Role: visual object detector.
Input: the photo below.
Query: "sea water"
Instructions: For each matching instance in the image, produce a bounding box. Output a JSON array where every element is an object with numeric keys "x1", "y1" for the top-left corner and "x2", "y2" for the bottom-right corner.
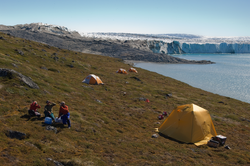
[{"x1": 134, "y1": 53, "x2": 250, "y2": 104}]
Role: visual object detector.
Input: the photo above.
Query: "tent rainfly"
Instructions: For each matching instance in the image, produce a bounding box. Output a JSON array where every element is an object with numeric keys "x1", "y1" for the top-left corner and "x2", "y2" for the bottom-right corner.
[
  {"x1": 82, "y1": 74, "x2": 104, "y2": 85},
  {"x1": 158, "y1": 104, "x2": 217, "y2": 146},
  {"x1": 129, "y1": 68, "x2": 138, "y2": 73},
  {"x1": 116, "y1": 68, "x2": 128, "y2": 74}
]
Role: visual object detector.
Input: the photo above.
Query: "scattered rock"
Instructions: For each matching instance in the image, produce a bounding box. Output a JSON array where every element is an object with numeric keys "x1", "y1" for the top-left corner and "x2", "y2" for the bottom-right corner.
[
  {"x1": 152, "y1": 134, "x2": 158, "y2": 138},
  {"x1": 45, "y1": 125, "x2": 58, "y2": 134},
  {"x1": 94, "y1": 123, "x2": 102, "y2": 127},
  {"x1": 0, "y1": 68, "x2": 39, "y2": 89},
  {"x1": 240, "y1": 117, "x2": 250, "y2": 122},
  {"x1": 68, "y1": 64, "x2": 74, "y2": 68},
  {"x1": 92, "y1": 128, "x2": 96, "y2": 133},
  {"x1": 165, "y1": 93, "x2": 172, "y2": 98},
  {"x1": 41, "y1": 49, "x2": 46, "y2": 52},
  {"x1": 43, "y1": 89, "x2": 50, "y2": 94},
  {"x1": 130, "y1": 76, "x2": 141, "y2": 81},
  {"x1": 82, "y1": 85, "x2": 94, "y2": 90},
  {"x1": 40, "y1": 66, "x2": 48, "y2": 70},
  {"x1": 15, "y1": 49, "x2": 24, "y2": 56},
  {"x1": 12, "y1": 63, "x2": 18, "y2": 67},
  {"x1": 5, "y1": 130, "x2": 27, "y2": 140},
  {"x1": 0, "y1": 36, "x2": 6, "y2": 40},
  {"x1": 138, "y1": 97, "x2": 146, "y2": 101},
  {"x1": 53, "y1": 56, "x2": 59, "y2": 61},
  {"x1": 95, "y1": 99, "x2": 102, "y2": 103},
  {"x1": 46, "y1": 158, "x2": 64, "y2": 166},
  {"x1": 155, "y1": 122, "x2": 161, "y2": 124}
]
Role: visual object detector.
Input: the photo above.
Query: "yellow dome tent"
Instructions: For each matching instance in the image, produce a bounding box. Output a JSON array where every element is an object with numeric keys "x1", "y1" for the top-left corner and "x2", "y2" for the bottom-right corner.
[
  {"x1": 116, "y1": 68, "x2": 128, "y2": 74},
  {"x1": 158, "y1": 104, "x2": 217, "y2": 146},
  {"x1": 82, "y1": 74, "x2": 104, "y2": 85}
]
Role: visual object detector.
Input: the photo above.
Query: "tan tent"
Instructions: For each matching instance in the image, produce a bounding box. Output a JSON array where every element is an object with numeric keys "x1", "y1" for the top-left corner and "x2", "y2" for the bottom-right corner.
[
  {"x1": 158, "y1": 104, "x2": 217, "y2": 146},
  {"x1": 82, "y1": 74, "x2": 104, "y2": 85},
  {"x1": 129, "y1": 68, "x2": 138, "y2": 73},
  {"x1": 116, "y1": 68, "x2": 128, "y2": 74}
]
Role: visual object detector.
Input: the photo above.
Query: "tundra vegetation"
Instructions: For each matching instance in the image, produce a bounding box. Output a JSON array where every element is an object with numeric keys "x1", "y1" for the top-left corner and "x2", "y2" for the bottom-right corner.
[{"x1": 0, "y1": 32, "x2": 250, "y2": 165}]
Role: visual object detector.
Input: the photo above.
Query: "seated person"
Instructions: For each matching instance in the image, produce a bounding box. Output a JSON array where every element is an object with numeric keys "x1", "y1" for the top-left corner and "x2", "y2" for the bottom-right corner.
[
  {"x1": 28, "y1": 101, "x2": 41, "y2": 118},
  {"x1": 44, "y1": 100, "x2": 56, "y2": 120}
]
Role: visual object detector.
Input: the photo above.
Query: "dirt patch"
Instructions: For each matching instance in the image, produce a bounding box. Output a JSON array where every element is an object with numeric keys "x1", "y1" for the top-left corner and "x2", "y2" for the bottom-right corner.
[{"x1": 0, "y1": 84, "x2": 3, "y2": 89}]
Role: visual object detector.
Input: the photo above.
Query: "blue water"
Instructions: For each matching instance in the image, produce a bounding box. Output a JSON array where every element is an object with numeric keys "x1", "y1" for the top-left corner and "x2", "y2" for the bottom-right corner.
[{"x1": 134, "y1": 53, "x2": 250, "y2": 103}]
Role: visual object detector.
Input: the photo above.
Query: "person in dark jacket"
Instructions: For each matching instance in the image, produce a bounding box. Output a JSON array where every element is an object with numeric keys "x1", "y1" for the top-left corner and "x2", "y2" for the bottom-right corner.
[
  {"x1": 58, "y1": 101, "x2": 71, "y2": 128},
  {"x1": 44, "y1": 100, "x2": 56, "y2": 120},
  {"x1": 28, "y1": 101, "x2": 41, "y2": 117}
]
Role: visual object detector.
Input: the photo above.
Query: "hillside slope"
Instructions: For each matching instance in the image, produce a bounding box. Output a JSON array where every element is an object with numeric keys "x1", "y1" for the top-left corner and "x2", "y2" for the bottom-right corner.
[{"x1": 0, "y1": 32, "x2": 250, "y2": 165}]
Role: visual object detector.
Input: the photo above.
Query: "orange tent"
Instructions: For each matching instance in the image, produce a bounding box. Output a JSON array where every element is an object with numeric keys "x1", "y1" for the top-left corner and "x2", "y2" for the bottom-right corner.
[
  {"x1": 129, "y1": 68, "x2": 138, "y2": 73},
  {"x1": 116, "y1": 68, "x2": 128, "y2": 74},
  {"x1": 82, "y1": 74, "x2": 104, "y2": 85}
]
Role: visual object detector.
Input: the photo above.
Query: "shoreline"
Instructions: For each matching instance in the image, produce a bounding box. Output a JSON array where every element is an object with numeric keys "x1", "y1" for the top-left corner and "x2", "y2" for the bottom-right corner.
[
  {"x1": 131, "y1": 55, "x2": 250, "y2": 104},
  {"x1": 123, "y1": 59, "x2": 215, "y2": 66}
]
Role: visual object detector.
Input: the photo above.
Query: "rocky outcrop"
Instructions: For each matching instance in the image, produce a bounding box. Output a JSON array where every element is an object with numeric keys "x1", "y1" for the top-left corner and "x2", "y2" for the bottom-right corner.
[
  {"x1": 5, "y1": 130, "x2": 27, "y2": 140},
  {"x1": 0, "y1": 68, "x2": 39, "y2": 89}
]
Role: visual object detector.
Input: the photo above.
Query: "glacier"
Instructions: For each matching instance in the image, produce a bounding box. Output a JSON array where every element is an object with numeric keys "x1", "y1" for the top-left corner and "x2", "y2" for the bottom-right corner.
[
  {"x1": 148, "y1": 40, "x2": 250, "y2": 54},
  {"x1": 81, "y1": 32, "x2": 250, "y2": 54},
  {"x1": 2, "y1": 22, "x2": 250, "y2": 56}
]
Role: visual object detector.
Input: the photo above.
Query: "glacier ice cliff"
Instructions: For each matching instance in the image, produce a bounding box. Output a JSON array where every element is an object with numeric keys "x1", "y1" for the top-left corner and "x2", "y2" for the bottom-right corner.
[
  {"x1": 148, "y1": 41, "x2": 250, "y2": 54},
  {"x1": 81, "y1": 32, "x2": 250, "y2": 54}
]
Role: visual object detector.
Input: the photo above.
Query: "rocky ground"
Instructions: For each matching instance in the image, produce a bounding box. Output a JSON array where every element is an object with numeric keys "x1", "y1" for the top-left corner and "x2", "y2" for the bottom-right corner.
[{"x1": 0, "y1": 24, "x2": 214, "y2": 64}]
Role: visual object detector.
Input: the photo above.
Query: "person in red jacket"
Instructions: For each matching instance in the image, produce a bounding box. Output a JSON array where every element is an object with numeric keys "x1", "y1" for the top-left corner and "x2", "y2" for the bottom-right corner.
[
  {"x1": 28, "y1": 101, "x2": 41, "y2": 118},
  {"x1": 58, "y1": 101, "x2": 71, "y2": 128}
]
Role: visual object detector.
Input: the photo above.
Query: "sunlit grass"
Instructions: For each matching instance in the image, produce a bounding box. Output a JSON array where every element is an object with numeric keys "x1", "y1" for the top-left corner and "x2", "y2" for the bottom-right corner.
[{"x1": 0, "y1": 32, "x2": 250, "y2": 165}]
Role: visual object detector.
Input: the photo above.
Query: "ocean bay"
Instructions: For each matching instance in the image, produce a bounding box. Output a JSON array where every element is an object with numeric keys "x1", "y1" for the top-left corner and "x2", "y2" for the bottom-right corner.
[{"x1": 134, "y1": 53, "x2": 250, "y2": 103}]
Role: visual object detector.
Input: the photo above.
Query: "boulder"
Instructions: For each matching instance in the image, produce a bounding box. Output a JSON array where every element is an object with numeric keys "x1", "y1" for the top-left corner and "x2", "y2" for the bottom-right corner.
[
  {"x1": 5, "y1": 130, "x2": 27, "y2": 140},
  {"x1": 45, "y1": 125, "x2": 58, "y2": 134},
  {"x1": 152, "y1": 134, "x2": 158, "y2": 138},
  {"x1": 15, "y1": 49, "x2": 24, "y2": 56},
  {"x1": 0, "y1": 68, "x2": 39, "y2": 89}
]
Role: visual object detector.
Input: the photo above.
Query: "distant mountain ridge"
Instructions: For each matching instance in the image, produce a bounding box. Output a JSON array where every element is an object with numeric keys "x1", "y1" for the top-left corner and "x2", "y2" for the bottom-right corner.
[
  {"x1": 0, "y1": 23, "x2": 214, "y2": 63},
  {"x1": 0, "y1": 23, "x2": 82, "y2": 38}
]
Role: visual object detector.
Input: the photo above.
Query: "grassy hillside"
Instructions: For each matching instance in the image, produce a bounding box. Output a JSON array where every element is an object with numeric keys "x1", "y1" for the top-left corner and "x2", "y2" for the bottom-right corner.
[{"x1": 0, "y1": 32, "x2": 250, "y2": 166}]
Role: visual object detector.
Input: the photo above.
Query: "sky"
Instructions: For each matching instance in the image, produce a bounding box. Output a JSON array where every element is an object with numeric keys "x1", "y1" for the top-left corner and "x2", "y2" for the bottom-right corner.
[{"x1": 1, "y1": 0, "x2": 250, "y2": 37}]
